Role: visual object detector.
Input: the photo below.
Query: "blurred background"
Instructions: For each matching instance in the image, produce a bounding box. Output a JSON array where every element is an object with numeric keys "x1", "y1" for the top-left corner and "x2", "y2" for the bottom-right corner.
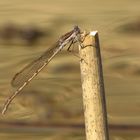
[{"x1": 0, "y1": 0, "x2": 140, "y2": 139}]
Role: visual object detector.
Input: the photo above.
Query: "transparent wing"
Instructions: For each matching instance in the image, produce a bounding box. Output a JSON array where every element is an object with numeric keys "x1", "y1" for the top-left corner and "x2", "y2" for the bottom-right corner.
[{"x1": 11, "y1": 43, "x2": 60, "y2": 88}]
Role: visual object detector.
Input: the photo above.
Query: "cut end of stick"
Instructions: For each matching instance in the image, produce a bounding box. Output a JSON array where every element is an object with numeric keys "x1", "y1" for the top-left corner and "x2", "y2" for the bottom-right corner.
[{"x1": 90, "y1": 31, "x2": 98, "y2": 36}]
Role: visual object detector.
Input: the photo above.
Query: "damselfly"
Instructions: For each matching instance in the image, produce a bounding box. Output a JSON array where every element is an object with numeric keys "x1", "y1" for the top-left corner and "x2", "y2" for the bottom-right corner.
[{"x1": 2, "y1": 26, "x2": 82, "y2": 115}]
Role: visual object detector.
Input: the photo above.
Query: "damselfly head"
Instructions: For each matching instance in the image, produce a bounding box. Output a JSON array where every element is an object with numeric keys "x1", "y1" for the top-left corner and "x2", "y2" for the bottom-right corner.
[{"x1": 74, "y1": 25, "x2": 81, "y2": 34}]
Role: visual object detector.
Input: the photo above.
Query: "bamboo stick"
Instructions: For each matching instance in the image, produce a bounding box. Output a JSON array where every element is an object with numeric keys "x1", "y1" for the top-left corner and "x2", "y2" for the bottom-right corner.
[{"x1": 79, "y1": 31, "x2": 109, "y2": 140}]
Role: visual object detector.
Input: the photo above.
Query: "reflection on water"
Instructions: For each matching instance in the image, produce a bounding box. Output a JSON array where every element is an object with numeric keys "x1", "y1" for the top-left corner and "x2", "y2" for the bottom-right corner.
[
  {"x1": 0, "y1": 0, "x2": 140, "y2": 139},
  {"x1": 0, "y1": 22, "x2": 50, "y2": 46},
  {"x1": 118, "y1": 19, "x2": 140, "y2": 35},
  {"x1": 0, "y1": 124, "x2": 140, "y2": 140},
  {"x1": 0, "y1": 124, "x2": 85, "y2": 140}
]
